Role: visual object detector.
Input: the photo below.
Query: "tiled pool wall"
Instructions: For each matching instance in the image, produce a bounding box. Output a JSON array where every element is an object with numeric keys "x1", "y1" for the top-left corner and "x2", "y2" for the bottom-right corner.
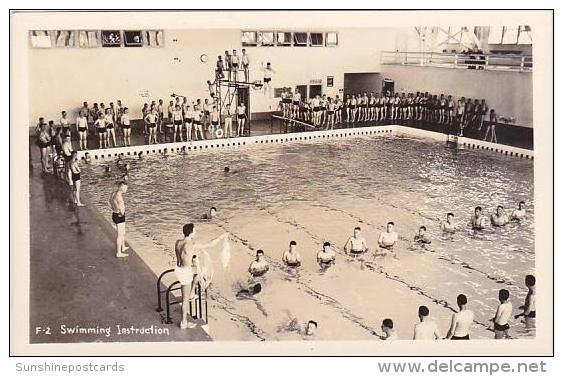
[{"x1": 76, "y1": 125, "x2": 533, "y2": 161}]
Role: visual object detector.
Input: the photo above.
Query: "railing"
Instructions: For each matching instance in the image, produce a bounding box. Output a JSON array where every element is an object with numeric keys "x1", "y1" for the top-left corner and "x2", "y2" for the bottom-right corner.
[
  {"x1": 156, "y1": 269, "x2": 208, "y2": 325},
  {"x1": 381, "y1": 51, "x2": 533, "y2": 72}
]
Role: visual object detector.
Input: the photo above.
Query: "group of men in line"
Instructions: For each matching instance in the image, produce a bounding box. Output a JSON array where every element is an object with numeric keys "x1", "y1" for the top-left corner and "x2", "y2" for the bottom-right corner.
[{"x1": 278, "y1": 89, "x2": 498, "y2": 141}]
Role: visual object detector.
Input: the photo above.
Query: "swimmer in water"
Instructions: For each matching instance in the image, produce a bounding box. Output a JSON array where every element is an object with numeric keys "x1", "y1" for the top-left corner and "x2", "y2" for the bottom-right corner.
[
  {"x1": 491, "y1": 289, "x2": 512, "y2": 339},
  {"x1": 223, "y1": 166, "x2": 238, "y2": 175},
  {"x1": 446, "y1": 294, "x2": 474, "y2": 340},
  {"x1": 515, "y1": 274, "x2": 536, "y2": 328},
  {"x1": 236, "y1": 283, "x2": 262, "y2": 298},
  {"x1": 377, "y1": 222, "x2": 399, "y2": 258},
  {"x1": 510, "y1": 201, "x2": 526, "y2": 221},
  {"x1": 248, "y1": 249, "x2": 269, "y2": 278},
  {"x1": 413, "y1": 226, "x2": 432, "y2": 248},
  {"x1": 202, "y1": 207, "x2": 217, "y2": 220},
  {"x1": 344, "y1": 227, "x2": 368, "y2": 256},
  {"x1": 381, "y1": 318, "x2": 398, "y2": 340},
  {"x1": 304, "y1": 320, "x2": 318, "y2": 337},
  {"x1": 471, "y1": 206, "x2": 487, "y2": 230},
  {"x1": 491, "y1": 205, "x2": 509, "y2": 227},
  {"x1": 282, "y1": 240, "x2": 302, "y2": 268},
  {"x1": 441, "y1": 212, "x2": 457, "y2": 234},
  {"x1": 317, "y1": 241, "x2": 336, "y2": 271}
]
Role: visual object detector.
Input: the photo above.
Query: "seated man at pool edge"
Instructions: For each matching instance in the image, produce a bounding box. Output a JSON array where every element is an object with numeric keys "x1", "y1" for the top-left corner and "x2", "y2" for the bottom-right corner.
[
  {"x1": 248, "y1": 249, "x2": 269, "y2": 278},
  {"x1": 378, "y1": 222, "x2": 399, "y2": 258},
  {"x1": 491, "y1": 205, "x2": 509, "y2": 227},
  {"x1": 471, "y1": 206, "x2": 487, "y2": 230},
  {"x1": 282, "y1": 240, "x2": 302, "y2": 268},
  {"x1": 344, "y1": 227, "x2": 368, "y2": 256},
  {"x1": 317, "y1": 241, "x2": 336, "y2": 270},
  {"x1": 510, "y1": 201, "x2": 526, "y2": 221},
  {"x1": 441, "y1": 212, "x2": 456, "y2": 234}
]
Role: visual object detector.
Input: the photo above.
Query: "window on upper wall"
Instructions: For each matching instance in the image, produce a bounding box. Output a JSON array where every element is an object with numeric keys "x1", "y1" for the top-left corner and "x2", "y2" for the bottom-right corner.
[
  {"x1": 502, "y1": 27, "x2": 519, "y2": 44},
  {"x1": 101, "y1": 30, "x2": 122, "y2": 47},
  {"x1": 293, "y1": 32, "x2": 308, "y2": 46},
  {"x1": 518, "y1": 25, "x2": 532, "y2": 44},
  {"x1": 325, "y1": 32, "x2": 338, "y2": 46},
  {"x1": 258, "y1": 31, "x2": 275, "y2": 46},
  {"x1": 309, "y1": 32, "x2": 324, "y2": 47},
  {"x1": 30, "y1": 31, "x2": 52, "y2": 48},
  {"x1": 124, "y1": 31, "x2": 143, "y2": 47},
  {"x1": 488, "y1": 26, "x2": 504, "y2": 44},
  {"x1": 241, "y1": 31, "x2": 258, "y2": 46},
  {"x1": 276, "y1": 32, "x2": 292, "y2": 46}
]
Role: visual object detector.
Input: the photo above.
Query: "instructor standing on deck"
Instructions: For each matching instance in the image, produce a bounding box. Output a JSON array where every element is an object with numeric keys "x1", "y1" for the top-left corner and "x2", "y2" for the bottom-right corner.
[{"x1": 110, "y1": 181, "x2": 129, "y2": 258}]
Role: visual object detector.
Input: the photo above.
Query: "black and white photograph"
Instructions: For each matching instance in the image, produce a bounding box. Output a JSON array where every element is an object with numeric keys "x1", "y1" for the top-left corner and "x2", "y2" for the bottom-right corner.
[{"x1": 10, "y1": 9, "x2": 553, "y2": 357}]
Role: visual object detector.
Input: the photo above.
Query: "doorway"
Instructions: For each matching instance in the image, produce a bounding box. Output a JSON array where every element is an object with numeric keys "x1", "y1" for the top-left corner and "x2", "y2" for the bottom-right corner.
[{"x1": 309, "y1": 84, "x2": 322, "y2": 98}]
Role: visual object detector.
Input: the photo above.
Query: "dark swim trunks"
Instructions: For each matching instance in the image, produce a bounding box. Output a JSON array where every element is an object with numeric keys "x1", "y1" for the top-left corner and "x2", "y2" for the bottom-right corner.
[
  {"x1": 451, "y1": 335, "x2": 470, "y2": 340},
  {"x1": 525, "y1": 311, "x2": 536, "y2": 318},
  {"x1": 494, "y1": 323, "x2": 510, "y2": 331},
  {"x1": 112, "y1": 212, "x2": 126, "y2": 224}
]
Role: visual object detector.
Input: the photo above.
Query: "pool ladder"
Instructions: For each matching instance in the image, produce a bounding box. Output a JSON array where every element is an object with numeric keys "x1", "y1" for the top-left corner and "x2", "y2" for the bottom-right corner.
[{"x1": 156, "y1": 269, "x2": 208, "y2": 325}]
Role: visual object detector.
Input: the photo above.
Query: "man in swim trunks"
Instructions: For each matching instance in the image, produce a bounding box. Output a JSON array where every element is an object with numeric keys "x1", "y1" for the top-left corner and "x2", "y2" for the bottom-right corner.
[
  {"x1": 446, "y1": 294, "x2": 474, "y2": 340},
  {"x1": 282, "y1": 240, "x2": 302, "y2": 268},
  {"x1": 175, "y1": 223, "x2": 227, "y2": 329},
  {"x1": 492, "y1": 289, "x2": 512, "y2": 339},
  {"x1": 491, "y1": 205, "x2": 509, "y2": 227},
  {"x1": 471, "y1": 206, "x2": 487, "y2": 230},
  {"x1": 344, "y1": 227, "x2": 368, "y2": 256},
  {"x1": 110, "y1": 181, "x2": 129, "y2": 258},
  {"x1": 413, "y1": 306, "x2": 442, "y2": 340},
  {"x1": 248, "y1": 249, "x2": 269, "y2": 278},
  {"x1": 378, "y1": 222, "x2": 399, "y2": 258},
  {"x1": 381, "y1": 318, "x2": 398, "y2": 340},
  {"x1": 441, "y1": 212, "x2": 457, "y2": 234},
  {"x1": 69, "y1": 151, "x2": 85, "y2": 207},
  {"x1": 317, "y1": 241, "x2": 336, "y2": 271},
  {"x1": 515, "y1": 275, "x2": 536, "y2": 328},
  {"x1": 510, "y1": 201, "x2": 526, "y2": 221},
  {"x1": 413, "y1": 226, "x2": 432, "y2": 249}
]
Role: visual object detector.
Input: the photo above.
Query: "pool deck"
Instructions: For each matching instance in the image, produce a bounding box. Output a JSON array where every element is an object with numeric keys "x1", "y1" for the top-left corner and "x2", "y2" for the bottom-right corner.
[
  {"x1": 56, "y1": 117, "x2": 533, "y2": 154},
  {"x1": 29, "y1": 166, "x2": 211, "y2": 343}
]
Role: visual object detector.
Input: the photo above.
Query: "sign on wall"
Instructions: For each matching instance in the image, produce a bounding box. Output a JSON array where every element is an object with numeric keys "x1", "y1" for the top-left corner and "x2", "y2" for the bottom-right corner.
[{"x1": 327, "y1": 76, "x2": 334, "y2": 87}]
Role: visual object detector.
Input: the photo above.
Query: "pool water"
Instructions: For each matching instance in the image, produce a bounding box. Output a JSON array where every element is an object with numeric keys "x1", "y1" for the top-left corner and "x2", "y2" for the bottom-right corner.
[{"x1": 82, "y1": 135, "x2": 535, "y2": 341}]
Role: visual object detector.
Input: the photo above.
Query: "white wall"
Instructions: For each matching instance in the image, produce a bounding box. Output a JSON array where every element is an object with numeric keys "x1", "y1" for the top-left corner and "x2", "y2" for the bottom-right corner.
[{"x1": 29, "y1": 28, "x2": 396, "y2": 124}]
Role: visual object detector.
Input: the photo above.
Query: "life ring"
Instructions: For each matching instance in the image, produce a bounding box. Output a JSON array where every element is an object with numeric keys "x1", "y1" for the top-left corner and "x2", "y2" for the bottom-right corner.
[{"x1": 215, "y1": 128, "x2": 224, "y2": 138}]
